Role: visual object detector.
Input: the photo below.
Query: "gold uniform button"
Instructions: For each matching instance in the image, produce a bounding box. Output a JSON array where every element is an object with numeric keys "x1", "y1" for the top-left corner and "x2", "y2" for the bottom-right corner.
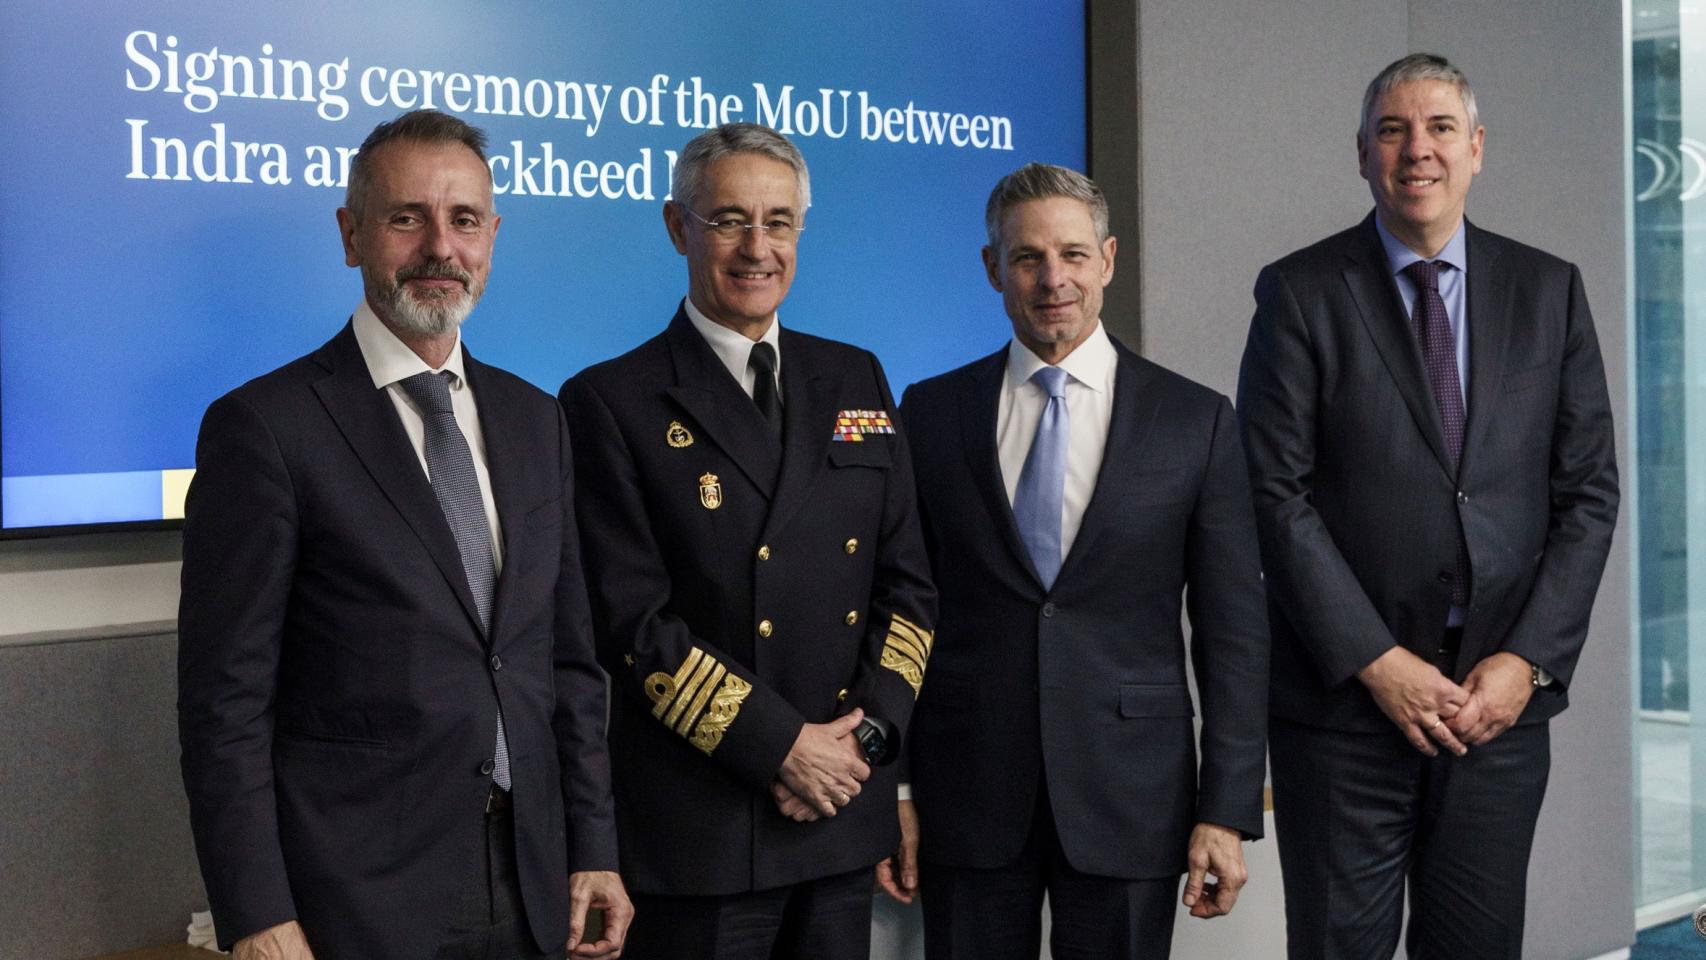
[
  {"x1": 758, "y1": 619, "x2": 773, "y2": 638},
  {"x1": 758, "y1": 545, "x2": 771, "y2": 561},
  {"x1": 844, "y1": 538, "x2": 859, "y2": 555},
  {"x1": 845, "y1": 610, "x2": 859, "y2": 626},
  {"x1": 837, "y1": 688, "x2": 849, "y2": 702}
]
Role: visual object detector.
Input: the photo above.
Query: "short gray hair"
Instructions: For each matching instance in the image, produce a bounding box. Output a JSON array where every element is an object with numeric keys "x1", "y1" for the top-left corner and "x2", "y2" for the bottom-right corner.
[
  {"x1": 983, "y1": 163, "x2": 1109, "y2": 248},
  {"x1": 670, "y1": 123, "x2": 811, "y2": 215},
  {"x1": 1360, "y1": 53, "x2": 1480, "y2": 139},
  {"x1": 346, "y1": 109, "x2": 490, "y2": 220}
]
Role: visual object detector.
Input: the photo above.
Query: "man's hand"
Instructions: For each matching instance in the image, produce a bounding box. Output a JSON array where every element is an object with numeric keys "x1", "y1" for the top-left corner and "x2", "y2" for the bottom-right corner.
[
  {"x1": 875, "y1": 798, "x2": 920, "y2": 903},
  {"x1": 777, "y1": 709, "x2": 870, "y2": 817},
  {"x1": 770, "y1": 779, "x2": 821, "y2": 822},
  {"x1": 1446, "y1": 652, "x2": 1535, "y2": 746},
  {"x1": 1181, "y1": 823, "x2": 1248, "y2": 919},
  {"x1": 1357, "y1": 646, "x2": 1470, "y2": 757},
  {"x1": 233, "y1": 921, "x2": 315, "y2": 960},
  {"x1": 567, "y1": 869, "x2": 633, "y2": 959}
]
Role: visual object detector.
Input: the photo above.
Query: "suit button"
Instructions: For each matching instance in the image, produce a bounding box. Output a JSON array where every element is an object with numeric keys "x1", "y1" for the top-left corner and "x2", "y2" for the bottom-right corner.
[
  {"x1": 758, "y1": 619, "x2": 773, "y2": 638},
  {"x1": 1437, "y1": 571, "x2": 1452, "y2": 583},
  {"x1": 758, "y1": 545, "x2": 771, "y2": 561},
  {"x1": 479, "y1": 759, "x2": 495, "y2": 776},
  {"x1": 490, "y1": 655, "x2": 502, "y2": 671},
  {"x1": 1042, "y1": 602, "x2": 1057, "y2": 618},
  {"x1": 846, "y1": 610, "x2": 859, "y2": 626},
  {"x1": 844, "y1": 538, "x2": 859, "y2": 555},
  {"x1": 1456, "y1": 491, "x2": 1468, "y2": 505}
]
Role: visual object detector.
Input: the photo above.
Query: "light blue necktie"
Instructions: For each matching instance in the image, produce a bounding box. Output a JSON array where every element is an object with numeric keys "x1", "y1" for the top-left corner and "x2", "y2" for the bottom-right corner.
[
  {"x1": 399, "y1": 371, "x2": 510, "y2": 791},
  {"x1": 1013, "y1": 365, "x2": 1069, "y2": 590}
]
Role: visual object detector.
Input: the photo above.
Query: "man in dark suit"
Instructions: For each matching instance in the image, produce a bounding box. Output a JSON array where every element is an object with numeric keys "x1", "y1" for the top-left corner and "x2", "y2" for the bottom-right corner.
[
  {"x1": 559, "y1": 123, "x2": 936, "y2": 960},
  {"x1": 1237, "y1": 54, "x2": 1619, "y2": 959},
  {"x1": 888, "y1": 163, "x2": 1269, "y2": 959},
  {"x1": 178, "y1": 110, "x2": 631, "y2": 960}
]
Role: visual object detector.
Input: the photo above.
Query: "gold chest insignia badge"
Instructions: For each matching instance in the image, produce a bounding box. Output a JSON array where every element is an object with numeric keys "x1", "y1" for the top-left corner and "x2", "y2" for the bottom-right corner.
[
  {"x1": 667, "y1": 420, "x2": 694, "y2": 448},
  {"x1": 699, "y1": 472, "x2": 722, "y2": 510}
]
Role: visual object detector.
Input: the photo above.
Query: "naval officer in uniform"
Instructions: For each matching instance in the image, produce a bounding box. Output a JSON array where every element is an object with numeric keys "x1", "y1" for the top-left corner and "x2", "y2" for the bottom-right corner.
[{"x1": 559, "y1": 122, "x2": 937, "y2": 960}]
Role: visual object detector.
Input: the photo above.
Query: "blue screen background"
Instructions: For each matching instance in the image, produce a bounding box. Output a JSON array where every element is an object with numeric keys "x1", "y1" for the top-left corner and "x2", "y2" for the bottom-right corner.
[{"x1": 0, "y1": 0, "x2": 1085, "y2": 530}]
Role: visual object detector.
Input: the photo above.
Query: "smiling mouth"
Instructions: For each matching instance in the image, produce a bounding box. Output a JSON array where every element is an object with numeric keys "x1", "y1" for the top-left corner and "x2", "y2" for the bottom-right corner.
[
  {"x1": 729, "y1": 271, "x2": 774, "y2": 280},
  {"x1": 1399, "y1": 177, "x2": 1439, "y2": 188}
]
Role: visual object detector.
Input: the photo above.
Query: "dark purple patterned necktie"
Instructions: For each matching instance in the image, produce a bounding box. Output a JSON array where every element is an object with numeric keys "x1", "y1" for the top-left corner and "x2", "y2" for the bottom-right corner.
[{"x1": 1402, "y1": 259, "x2": 1470, "y2": 608}]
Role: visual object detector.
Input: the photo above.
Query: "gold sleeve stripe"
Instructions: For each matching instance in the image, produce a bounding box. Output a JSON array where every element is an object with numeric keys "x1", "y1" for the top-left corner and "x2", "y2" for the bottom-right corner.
[
  {"x1": 675, "y1": 662, "x2": 728, "y2": 737},
  {"x1": 880, "y1": 614, "x2": 934, "y2": 698},
  {"x1": 880, "y1": 648, "x2": 925, "y2": 697},
  {"x1": 690, "y1": 673, "x2": 753, "y2": 755},
  {"x1": 890, "y1": 614, "x2": 934, "y2": 655},
  {"x1": 645, "y1": 646, "x2": 705, "y2": 719},
  {"x1": 664, "y1": 653, "x2": 721, "y2": 731},
  {"x1": 885, "y1": 629, "x2": 929, "y2": 663}
]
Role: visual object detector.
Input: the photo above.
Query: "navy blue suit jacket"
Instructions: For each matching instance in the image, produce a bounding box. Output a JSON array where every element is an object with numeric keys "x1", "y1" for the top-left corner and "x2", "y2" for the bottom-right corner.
[
  {"x1": 901, "y1": 334, "x2": 1269, "y2": 879},
  {"x1": 178, "y1": 323, "x2": 617, "y2": 959},
  {"x1": 1238, "y1": 214, "x2": 1620, "y2": 730}
]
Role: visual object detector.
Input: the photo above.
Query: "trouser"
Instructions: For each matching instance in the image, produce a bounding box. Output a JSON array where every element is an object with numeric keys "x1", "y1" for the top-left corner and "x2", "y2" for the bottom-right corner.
[
  {"x1": 1270, "y1": 698, "x2": 1550, "y2": 960},
  {"x1": 436, "y1": 786, "x2": 565, "y2": 960},
  {"x1": 920, "y1": 779, "x2": 1181, "y2": 960},
  {"x1": 625, "y1": 865, "x2": 874, "y2": 960}
]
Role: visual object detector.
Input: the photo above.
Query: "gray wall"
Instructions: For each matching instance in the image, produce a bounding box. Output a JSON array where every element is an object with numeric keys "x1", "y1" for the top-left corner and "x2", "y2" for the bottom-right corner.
[{"x1": 1093, "y1": 0, "x2": 1634, "y2": 957}]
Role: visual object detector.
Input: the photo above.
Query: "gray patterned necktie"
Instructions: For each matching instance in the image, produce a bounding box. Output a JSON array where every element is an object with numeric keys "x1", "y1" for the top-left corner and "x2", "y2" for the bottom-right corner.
[{"x1": 398, "y1": 370, "x2": 510, "y2": 790}]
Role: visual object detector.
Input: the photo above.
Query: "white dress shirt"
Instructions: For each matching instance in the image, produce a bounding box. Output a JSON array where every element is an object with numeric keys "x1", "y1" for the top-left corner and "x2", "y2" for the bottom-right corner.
[
  {"x1": 352, "y1": 301, "x2": 504, "y2": 572},
  {"x1": 684, "y1": 297, "x2": 784, "y2": 402},
  {"x1": 997, "y1": 321, "x2": 1119, "y2": 560}
]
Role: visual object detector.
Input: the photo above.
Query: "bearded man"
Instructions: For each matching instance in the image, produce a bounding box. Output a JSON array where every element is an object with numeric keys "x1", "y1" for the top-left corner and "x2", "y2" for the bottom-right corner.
[{"x1": 178, "y1": 109, "x2": 632, "y2": 960}]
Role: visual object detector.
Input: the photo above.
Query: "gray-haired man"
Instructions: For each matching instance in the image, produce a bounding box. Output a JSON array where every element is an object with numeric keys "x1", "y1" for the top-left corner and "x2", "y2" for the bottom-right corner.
[{"x1": 559, "y1": 123, "x2": 937, "y2": 959}]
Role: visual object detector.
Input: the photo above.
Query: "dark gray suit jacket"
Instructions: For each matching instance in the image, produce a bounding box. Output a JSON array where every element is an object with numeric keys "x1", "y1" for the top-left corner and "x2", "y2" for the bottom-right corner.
[
  {"x1": 901, "y1": 335, "x2": 1269, "y2": 879},
  {"x1": 179, "y1": 323, "x2": 617, "y2": 959},
  {"x1": 1237, "y1": 213, "x2": 1619, "y2": 731}
]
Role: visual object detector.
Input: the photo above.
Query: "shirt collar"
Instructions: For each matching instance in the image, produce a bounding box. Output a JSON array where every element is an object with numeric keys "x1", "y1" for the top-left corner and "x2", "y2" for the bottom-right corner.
[
  {"x1": 1376, "y1": 215, "x2": 1468, "y2": 277},
  {"x1": 1004, "y1": 320, "x2": 1116, "y2": 394},
  {"x1": 351, "y1": 299, "x2": 469, "y2": 389},
  {"x1": 683, "y1": 296, "x2": 782, "y2": 373}
]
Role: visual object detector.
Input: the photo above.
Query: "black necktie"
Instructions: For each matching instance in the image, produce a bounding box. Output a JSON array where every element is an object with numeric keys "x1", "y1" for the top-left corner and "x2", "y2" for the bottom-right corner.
[{"x1": 748, "y1": 341, "x2": 782, "y2": 438}]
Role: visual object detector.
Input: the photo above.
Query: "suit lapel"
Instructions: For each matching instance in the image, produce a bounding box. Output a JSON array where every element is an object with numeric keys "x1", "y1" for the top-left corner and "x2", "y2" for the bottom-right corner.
[
  {"x1": 959, "y1": 348, "x2": 1041, "y2": 588},
  {"x1": 662, "y1": 308, "x2": 782, "y2": 497},
  {"x1": 310, "y1": 323, "x2": 487, "y2": 637},
  {"x1": 466, "y1": 350, "x2": 523, "y2": 646},
  {"x1": 1460, "y1": 220, "x2": 1511, "y2": 477},
  {"x1": 1056, "y1": 338, "x2": 1161, "y2": 585},
  {"x1": 1341, "y1": 213, "x2": 1455, "y2": 479},
  {"x1": 759, "y1": 330, "x2": 839, "y2": 542}
]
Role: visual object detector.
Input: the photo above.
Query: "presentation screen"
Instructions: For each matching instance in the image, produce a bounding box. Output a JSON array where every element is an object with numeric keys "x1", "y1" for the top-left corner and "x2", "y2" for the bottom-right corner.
[{"x1": 0, "y1": 1, "x2": 1086, "y2": 535}]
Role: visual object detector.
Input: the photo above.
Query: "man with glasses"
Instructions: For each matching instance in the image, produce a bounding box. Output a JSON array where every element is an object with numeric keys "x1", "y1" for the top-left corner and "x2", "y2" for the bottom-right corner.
[{"x1": 559, "y1": 123, "x2": 936, "y2": 960}]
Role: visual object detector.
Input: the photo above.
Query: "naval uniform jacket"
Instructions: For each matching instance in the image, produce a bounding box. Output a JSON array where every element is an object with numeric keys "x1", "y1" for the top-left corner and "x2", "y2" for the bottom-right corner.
[{"x1": 560, "y1": 306, "x2": 936, "y2": 895}]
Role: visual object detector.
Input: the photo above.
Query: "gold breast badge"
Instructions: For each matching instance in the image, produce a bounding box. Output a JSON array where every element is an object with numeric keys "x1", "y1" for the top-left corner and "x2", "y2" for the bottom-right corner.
[
  {"x1": 667, "y1": 420, "x2": 694, "y2": 448},
  {"x1": 698, "y1": 472, "x2": 723, "y2": 510}
]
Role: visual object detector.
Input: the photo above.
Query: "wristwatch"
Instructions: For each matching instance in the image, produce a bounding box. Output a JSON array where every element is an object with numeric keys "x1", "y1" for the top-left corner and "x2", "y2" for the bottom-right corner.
[
  {"x1": 854, "y1": 718, "x2": 889, "y2": 766},
  {"x1": 1532, "y1": 664, "x2": 1554, "y2": 688}
]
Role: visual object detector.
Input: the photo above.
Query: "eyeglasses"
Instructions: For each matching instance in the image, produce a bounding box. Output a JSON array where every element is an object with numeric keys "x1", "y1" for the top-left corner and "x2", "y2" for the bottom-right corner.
[{"x1": 677, "y1": 204, "x2": 804, "y2": 246}]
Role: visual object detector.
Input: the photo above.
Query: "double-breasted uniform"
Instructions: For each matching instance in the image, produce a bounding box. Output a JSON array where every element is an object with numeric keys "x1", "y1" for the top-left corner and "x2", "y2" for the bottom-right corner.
[{"x1": 559, "y1": 307, "x2": 935, "y2": 896}]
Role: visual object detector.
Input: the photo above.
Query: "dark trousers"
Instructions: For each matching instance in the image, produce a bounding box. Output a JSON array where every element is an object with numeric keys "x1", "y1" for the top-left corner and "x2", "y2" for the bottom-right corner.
[
  {"x1": 624, "y1": 866, "x2": 873, "y2": 960},
  {"x1": 920, "y1": 781, "x2": 1180, "y2": 960},
  {"x1": 436, "y1": 793, "x2": 565, "y2": 960},
  {"x1": 1270, "y1": 714, "x2": 1550, "y2": 960}
]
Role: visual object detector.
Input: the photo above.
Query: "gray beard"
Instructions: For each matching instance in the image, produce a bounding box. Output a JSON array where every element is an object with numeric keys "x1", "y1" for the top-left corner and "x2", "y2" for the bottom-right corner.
[{"x1": 365, "y1": 265, "x2": 479, "y2": 337}]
